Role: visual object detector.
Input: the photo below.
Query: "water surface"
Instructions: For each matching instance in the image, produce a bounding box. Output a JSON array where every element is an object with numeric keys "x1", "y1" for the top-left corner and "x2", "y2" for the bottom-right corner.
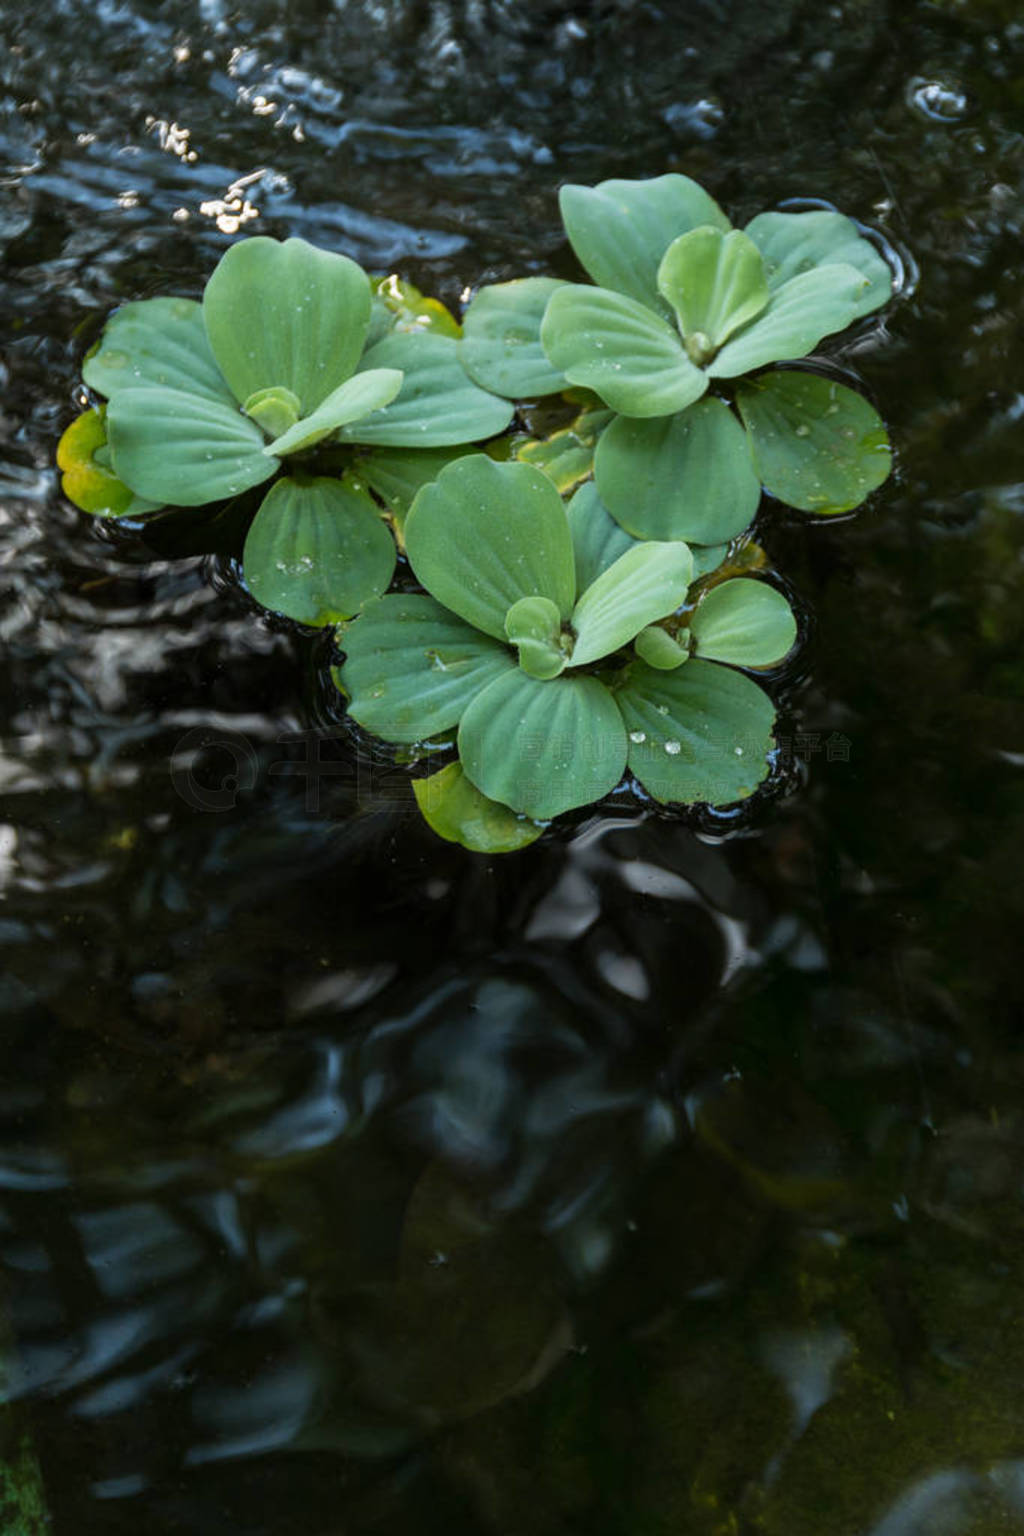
[{"x1": 3, "y1": 1, "x2": 1024, "y2": 1531}]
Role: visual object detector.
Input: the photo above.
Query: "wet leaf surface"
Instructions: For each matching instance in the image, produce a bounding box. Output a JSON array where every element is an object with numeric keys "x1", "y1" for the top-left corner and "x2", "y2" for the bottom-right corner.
[
  {"x1": 737, "y1": 369, "x2": 893, "y2": 513},
  {"x1": 242, "y1": 474, "x2": 396, "y2": 625}
]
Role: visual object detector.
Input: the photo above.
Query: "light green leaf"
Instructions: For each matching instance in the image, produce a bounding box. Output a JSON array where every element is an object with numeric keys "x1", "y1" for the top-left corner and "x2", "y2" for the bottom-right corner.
[
  {"x1": 560, "y1": 174, "x2": 730, "y2": 315},
  {"x1": 404, "y1": 456, "x2": 576, "y2": 639},
  {"x1": 56, "y1": 409, "x2": 162, "y2": 517},
  {"x1": 541, "y1": 285, "x2": 707, "y2": 418},
  {"x1": 459, "y1": 278, "x2": 568, "y2": 398},
  {"x1": 708, "y1": 263, "x2": 871, "y2": 377},
  {"x1": 413, "y1": 762, "x2": 544, "y2": 852},
  {"x1": 690, "y1": 578, "x2": 797, "y2": 667},
  {"x1": 459, "y1": 670, "x2": 627, "y2": 819},
  {"x1": 83, "y1": 297, "x2": 235, "y2": 406},
  {"x1": 338, "y1": 593, "x2": 514, "y2": 742},
  {"x1": 745, "y1": 209, "x2": 892, "y2": 318},
  {"x1": 594, "y1": 398, "x2": 761, "y2": 544},
  {"x1": 616, "y1": 659, "x2": 775, "y2": 805},
  {"x1": 566, "y1": 480, "x2": 636, "y2": 593},
  {"x1": 107, "y1": 386, "x2": 274, "y2": 505},
  {"x1": 263, "y1": 369, "x2": 404, "y2": 456},
  {"x1": 635, "y1": 625, "x2": 689, "y2": 670},
  {"x1": 338, "y1": 331, "x2": 514, "y2": 447},
  {"x1": 244, "y1": 385, "x2": 302, "y2": 438},
  {"x1": 242, "y1": 475, "x2": 396, "y2": 626},
  {"x1": 514, "y1": 640, "x2": 567, "y2": 681},
  {"x1": 657, "y1": 227, "x2": 770, "y2": 355},
  {"x1": 505, "y1": 596, "x2": 567, "y2": 680},
  {"x1": 570, "y1": 542, "x2": 693, "y2": 667},
  {"x1": 736, "y1": 370, "x2": 892, "y2": 512},
  {"x1": 356, "y1": 445, "x2": 476, "y2": 528},
  {"x1": 504, "y1": 597, "x2": 562, "y2": 645},
  {"x1": 203, "y1": 236, "x2": 371, "y2": 411}
]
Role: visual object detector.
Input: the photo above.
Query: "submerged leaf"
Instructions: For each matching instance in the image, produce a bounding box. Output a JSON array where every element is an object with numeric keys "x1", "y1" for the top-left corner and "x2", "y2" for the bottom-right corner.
[
  {"x1": 459, "y1": 669, "x2": 627, "y2": 819},
  {"x1": 541, "y1": 285, "x2": 708, "y2": 419},
  {"x1": 594, "y1": 398, "x2": 761, "y2": 544},
  {"x1": 657, "y1": 227, "x2": 770, "y2": 354},
  {"x1": 690, "y1": 578, "x2": 797, "y2": 667},
  {"x1": 83, "y1": 297, "x2": 235, "y2": 406},
  {"x1": 339, "y1": 331, "x2": 514, "y2": 447},
  {"x1": 617, "y1": 659, "x2": 775, "y2": 806},
  {"x1": 413, "y1": 762, "x2": 545, "y2": 852},
  {"x1": 560, "y1": 173, "x2": 730, "y2": 315},
  {"x1": 516, "y1": 404, "x2": 614, "y2": 496},
  {"x1": 570, "y1": 542, "x2": 693, "y2": 667},
  {"x1": 106, "y1": 386, "x2": 274, "y2": 505},
  {"x1": 203, "y1": 236, "x2": 371, "y2": 411},
  {"x1": 459, "y1": 277, "x2": 568, "y2": 398},
  {"x1": 736, "y1": 370, "x2": 892, "y2": 513},
  {"x1": 339, "y1": 593, "x2": 514, "y2": 743},
  {"x1": 56, "y1": 409, "x2": 161, "y2": 517},
  {"x1": 243, "y1": 475, "x2": 396, "y2": 625},
  {"x1": 404, "y1": 456, "x2": 576, "y2": 639}
]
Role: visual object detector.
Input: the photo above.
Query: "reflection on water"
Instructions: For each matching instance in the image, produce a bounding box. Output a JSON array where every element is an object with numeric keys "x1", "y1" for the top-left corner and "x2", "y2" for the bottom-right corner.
[{"x1": 4, "y1": 0, "x2": 1024, "y2": 1531}]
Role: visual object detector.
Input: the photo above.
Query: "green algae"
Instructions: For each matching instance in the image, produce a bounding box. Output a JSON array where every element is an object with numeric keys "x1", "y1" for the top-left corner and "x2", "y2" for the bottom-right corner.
[{"x1": 1, "y1": 1313, "x2": 49, "y2": 1536}]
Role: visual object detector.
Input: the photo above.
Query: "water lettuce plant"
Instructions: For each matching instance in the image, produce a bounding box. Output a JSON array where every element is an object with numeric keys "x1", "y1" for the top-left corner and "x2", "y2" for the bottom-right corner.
[
  {"x1": 337, "y1": 458, "x2": 796, "y2": 822},
  {"x1": 57, "y1": 187, "x2": 893, "y2": 851},
  {"x1": 70, "y1": 238, "x2": 512, "y2": 624},
  {"x1": 459, "y1": 174, "x2": 893, "y2": 545}
]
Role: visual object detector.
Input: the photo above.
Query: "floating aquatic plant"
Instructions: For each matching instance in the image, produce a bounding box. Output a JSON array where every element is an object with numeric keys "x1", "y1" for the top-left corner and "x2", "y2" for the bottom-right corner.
[
  {"x1": 63, "y1": 239, "x2": 512, "y2": 624},
  {"x1": 337, "y1": 457, "x2": 796, "y2": 823},
  {"x1": 57, "y1": 187, "x2": 893, "y2": 852},
  {"x1": 459, "y1": 173, "x2": 893, "y2": 544}
]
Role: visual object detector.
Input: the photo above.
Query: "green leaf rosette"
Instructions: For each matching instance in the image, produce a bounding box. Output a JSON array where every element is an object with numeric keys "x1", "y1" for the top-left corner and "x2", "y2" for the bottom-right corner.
[
  {"x1": 337, "y1": 457, "x2": 795, "y2": 825},
  {"x1": 458, "y1": 175, "x2": 893, "y2": 544},
  {"x1": 79, "y1": 239, "x2": 514, "y2": 625}
]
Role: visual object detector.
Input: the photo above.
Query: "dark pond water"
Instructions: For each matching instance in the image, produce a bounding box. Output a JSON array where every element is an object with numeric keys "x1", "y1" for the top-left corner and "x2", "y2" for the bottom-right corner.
[{"x1": 4, "y1": 0, "x2": 1024, "y2": 1530}]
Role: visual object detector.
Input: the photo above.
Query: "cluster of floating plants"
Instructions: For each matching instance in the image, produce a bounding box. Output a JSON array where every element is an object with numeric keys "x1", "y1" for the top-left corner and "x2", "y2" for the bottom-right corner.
[{"x1": 59, "y1": 172, "x2": 894, "y2": 852}]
